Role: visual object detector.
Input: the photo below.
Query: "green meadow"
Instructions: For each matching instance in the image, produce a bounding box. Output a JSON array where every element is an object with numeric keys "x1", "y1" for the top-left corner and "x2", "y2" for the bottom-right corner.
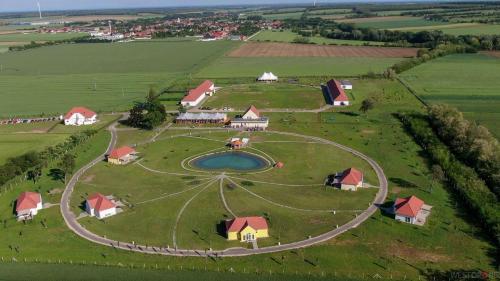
[
  {"x1": 393, "y1": 23, "x2": 500, "y2": 35},
  {"x1": 0, "y1": 32, "x2": 87, "y2": 42},
  {"x1": 400, "y1": 53, "x2": 500, "y2": 137},
  {"x1": 349, "y1": 16, "x2": 447, "y2": 29},
  {"x1": 0, "y1": 40, "x2": 239, "y2": 116}
]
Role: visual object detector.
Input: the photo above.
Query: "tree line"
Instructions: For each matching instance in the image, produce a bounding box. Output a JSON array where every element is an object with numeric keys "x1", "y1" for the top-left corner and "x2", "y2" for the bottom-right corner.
[
  {"x1": 0, "y1": 130, "x2": 97, "y2": 189},
  {"x1": 8, "y1": 36, "x2": 110, "y2": 52},
  {"x1": 398, "y1": 112, "x2": 500, "y2": 249},
  {"x1": 427, "y1": 104, "x2": 500, "y2": 198}
]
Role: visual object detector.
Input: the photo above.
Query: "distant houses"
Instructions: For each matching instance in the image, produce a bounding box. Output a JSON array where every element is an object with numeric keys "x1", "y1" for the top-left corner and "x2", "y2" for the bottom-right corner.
[
  {"x1": 257, "y1": 72, "x2": 278, "y2": 82},
  {"x1": 108, "y1": 146, "x2": 138, "y2": 165},
  {"x1": 176, "y1": 112, "x2": 228, "y2": 124},
  {"x1": 230, "y1": 105, "x2": 269, "y2": 130},
  {"x1": 86, "y1": 193, "x2": 117, "y2": 219},
  {"x1": 328, "y1": 167, "x2": 364, "y2": 191},
  {"x1": 393, "y1": 195, "x2": 432, "y2": 226},
  {"x1": 226, "y1": 216, "x2": 269, "y2": 242},
  {"x1": 16, "y1": 192, "x2": 42, "y2": 220},
  {"x1": 64, "y1": 107, "x2": 97, "y2": 126},
  {"x1": 180, "y1": 80, "x2": 216, "y2": 107},
  {"x1": 326, "y1": 79, "x2": 349, "y2": 106}
]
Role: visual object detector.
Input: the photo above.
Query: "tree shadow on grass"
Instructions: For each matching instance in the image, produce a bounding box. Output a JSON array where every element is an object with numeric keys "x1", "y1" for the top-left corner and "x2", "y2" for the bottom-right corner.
[
  {"x1": 48, "y1": 168, "x2": 64, "y2": 183},
  {"x1": 389, "y1": 177, "x2": 420, "y2": 189},
  {"x1": 216, "y1": 221, "x2": 228, "y2": 239},
  {"x1": 338, "y1": 111, "x2": 360, "y2": 117}
]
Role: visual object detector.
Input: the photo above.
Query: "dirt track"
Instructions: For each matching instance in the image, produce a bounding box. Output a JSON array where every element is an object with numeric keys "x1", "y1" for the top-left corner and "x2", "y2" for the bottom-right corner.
[{"x1": 228, "y1": 43, "x2": 418, "y2": 58}]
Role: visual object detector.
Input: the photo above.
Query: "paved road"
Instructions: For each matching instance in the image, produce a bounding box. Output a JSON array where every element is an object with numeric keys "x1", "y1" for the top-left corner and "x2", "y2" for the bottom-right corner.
[{"x1": 60, "y1": 120, "x2": 388, "y2": 257}]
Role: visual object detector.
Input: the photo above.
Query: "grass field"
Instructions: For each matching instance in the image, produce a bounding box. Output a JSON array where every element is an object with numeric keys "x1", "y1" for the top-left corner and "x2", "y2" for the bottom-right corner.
[
  {"x1": 0, "y1": 133, "x2": 68, "y2": 164},
  {"x1": 251, "y1": 30, "x2": 386, "y2": 46},
  {"x1": 196, "y1": 56, "x2": 404, "y2": 78},
  {"x1": 390, "y1": 22, "x2": 500, "y2": 35},
  {"x1": 340, "y1": 16, "x2": 447, "y2": 29},
  {"x1": 203, "y1": 83, "x2": 326, "y2": 110},
  {"x1": 400, "y1": 53, "x2": 500, "y2": 137},
  {"x1": 0, "y1": 40, "x2": 238, "y2": 116}
]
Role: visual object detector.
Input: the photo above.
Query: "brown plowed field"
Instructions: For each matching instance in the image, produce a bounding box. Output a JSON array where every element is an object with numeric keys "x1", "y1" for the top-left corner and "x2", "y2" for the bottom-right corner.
[{"x1": 228, "y1": 43, "x2": 418, "y2": 58}]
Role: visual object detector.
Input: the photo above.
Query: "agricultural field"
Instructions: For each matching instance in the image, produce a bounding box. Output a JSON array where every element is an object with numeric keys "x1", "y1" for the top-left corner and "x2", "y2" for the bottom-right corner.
[
  {"x1": 0, "y1": 78, "x2": 494, "y2": 280},
  {"x1": 391, "y1": 22, "x2": 500, "y2": 36},
  {"x1": 203, "y1": 83, "x2": 326, "y2": 110},
  {"x1": 228, "y1": 43, "x2": 417, "y2": 58},
  {"x1": 251, "y1": 30, "x2": 385, "y2": 46},
  {"x1": 261, "y1": 12, "x2": 304, "y2": 20},
  {"x1": 339, "y1": 16, "x2": 448, "y2": 29},
  {"x1": 0, "y1": 40, "x2": 239, "y2": 116},
  {"x1": 0, "y1": 32, "x2": 87, "y2": 43},
  {"x1": 400, "y1": 53, "x2": 500, "y2": 137}
]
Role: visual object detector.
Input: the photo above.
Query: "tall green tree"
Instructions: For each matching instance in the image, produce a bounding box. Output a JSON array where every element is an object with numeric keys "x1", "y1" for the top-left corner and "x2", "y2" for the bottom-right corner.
[
  {"x1": 359, "y1": 98, "x2": 375, "y2": 114},
  {"x1": 60, "y1": 154, "x2": 75, "y2": 184}
]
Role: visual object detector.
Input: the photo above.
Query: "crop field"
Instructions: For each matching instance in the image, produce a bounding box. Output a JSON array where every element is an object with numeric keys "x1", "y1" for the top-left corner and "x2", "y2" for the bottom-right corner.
[
  {"x1": 0, "y1": 32, "x2": 87, "y2": 43},
  {"x1": 0, "y1": 40, "x2": 238, "y2": 116},
  {"x1": 228, "y1": 43, "x2": 417, "y2": 58},
  {"x1": 203, "y1": 83, "x2": 325, "y2": 110},
  {"x1": 400, "y1": 53, "x2": 500, "y2": 137},
  {"x1": 196, "y1": 56, "x2": 404, "y2": 78},
  {"x1": 251, "y1": 30, "x2": 385, "y2": 46},
  {"x1": 261, "y1": 12, "x2": 304, "y2": 20},
  {"x1": 391, "y1": 22, "x2": 500, "y2": 35},
  {"x1": 338, "y1": 16, "x2": 447, "y2": 29}
]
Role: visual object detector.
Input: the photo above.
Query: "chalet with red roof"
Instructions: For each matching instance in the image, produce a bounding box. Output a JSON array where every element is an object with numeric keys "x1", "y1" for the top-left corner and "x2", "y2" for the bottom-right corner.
[
  {"x1": 181, "y1": 80, "x2": 216, "y2": 107},
  {"x1": 393, "y1": 195, "x2": 431, "y2": 225},
  {"x1": 86, "y1": 193, "x2": 117, "y2": 219},
  {"x1": 226, "y1": 216, "x2": 269, "y2": 242},
  {"x1": 16, "y1": 191, "x2": 42, "y2": 220},
  {"x1": 230, "y1": 105, "x2": 269, "y2": 130},
  {"x1": 108, "y1": 146, "x2": 138, "y2": 165},
  {"x1": 328, "y1": 167, "x2": 364, "y2": 191},
  {"x1": 64, "y1": 107, "x2": 97, "y2": 126},
  {"x1": 326, "y1": 79, "x2": 349, "y2": 106}
]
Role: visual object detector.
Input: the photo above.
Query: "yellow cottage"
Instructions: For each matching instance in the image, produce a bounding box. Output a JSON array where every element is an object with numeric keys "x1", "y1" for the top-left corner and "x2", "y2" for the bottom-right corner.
[{"x1": 225, "y1": 216, "x2": 269, "y2": 242}]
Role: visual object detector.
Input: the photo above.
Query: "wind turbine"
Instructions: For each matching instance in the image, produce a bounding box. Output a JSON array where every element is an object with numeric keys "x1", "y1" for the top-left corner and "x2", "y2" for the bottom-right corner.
[
  {"x1": 37, "y1": 1, "x2": 42, "y2": 19},
  {"x1": 313, "y1": 0, "x2": 317, "y2": 7}
]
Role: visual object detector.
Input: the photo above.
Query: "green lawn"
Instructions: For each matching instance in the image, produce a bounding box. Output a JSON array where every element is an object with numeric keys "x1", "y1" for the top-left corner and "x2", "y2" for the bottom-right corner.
[
  {"x1": 196, "y1": 57, "x2": 404, "y2": 78},
  {"x1": 0, "y1": 32, "x2": 87, "y2": 42},
  {"x1": 0, "y1": 133, "x2": 69, "y2": 164},
  {"x1": 251, "y1": 30, "x2": 385, "y2": 46},
  {"x1": 203, "y1": 83, "x2": 325, "y2": 110},
  {"x1": 400, "y1": 53, "x2": 500, "y2": 137},
  {"x1": 0, "y1": 40, "x2": 238, "y2": 116},
  {"x1": 392, "y1": 23, "x2": 500, "y2": 35}
]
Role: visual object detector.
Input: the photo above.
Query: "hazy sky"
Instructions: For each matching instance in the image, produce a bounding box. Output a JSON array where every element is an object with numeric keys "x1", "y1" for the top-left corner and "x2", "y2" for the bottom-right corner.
[{"x1": 0, "y1": 0, "x2": 412, "y2": 13}]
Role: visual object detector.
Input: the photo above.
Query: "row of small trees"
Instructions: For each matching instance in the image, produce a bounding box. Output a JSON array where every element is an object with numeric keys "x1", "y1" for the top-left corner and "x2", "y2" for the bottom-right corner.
[
  {"x1": 0, "y1": 130, "x2": 97, "y2": 189},
  {"x1": 427, "y1": 104, "x2": 500, "y2": 198},
  {"x1": 8, "y1": 36, "x2": 110, "y2": 52},
  {"x1": 398, "y1": 112, "x2": 500, "y2": 248}
]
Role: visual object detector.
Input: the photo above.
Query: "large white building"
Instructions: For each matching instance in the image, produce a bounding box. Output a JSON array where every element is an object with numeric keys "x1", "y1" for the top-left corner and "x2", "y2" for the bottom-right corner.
[
  {"x1": 64, "y1": 107, "x2": 97, "y2": 126},
  {"x1": 86, "y1": 193, "x2": 117, "y2": 219},
  {"x1": 257, "y1": 72, "x2": 278, "y2": 82},
  {"x1": 230, "y1": 105, "x2": 269, "y2": 130},
  {"x1": 180, "y1": 80, "x2": 216, "y2": 107},
  {"x1": 16, "y1": 192, "x2": 43, "y2": 220}
]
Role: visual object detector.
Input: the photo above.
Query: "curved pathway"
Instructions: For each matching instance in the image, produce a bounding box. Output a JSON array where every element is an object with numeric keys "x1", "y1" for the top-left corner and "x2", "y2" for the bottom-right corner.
[{"x1": 60, "y1": 121, "x2": 388, "y2": 257}]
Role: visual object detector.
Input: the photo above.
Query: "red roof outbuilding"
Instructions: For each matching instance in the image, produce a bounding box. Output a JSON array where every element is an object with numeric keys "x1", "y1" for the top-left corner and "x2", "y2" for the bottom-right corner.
[
  {"x1": 394, "y1": 195, "x2": 424, "y2": 218},
  {"x1": 16, "y1": 192, "x2": 41, "y2": 212},
  {"x1": 226, "y1": 216, "x2": 268, "y2": 232},
  {"x1": 64, "y1": 107, "x2": 96, "y2": 120},
  {"x1": 109, "y1": 146, "x2": 136, "y2": 159},
  {"x1": 182, "y1": 80, "x2": 214, "y2": 102},
  {"x1": 340, "y1": 167, "x2": 363, "y2": 185},
  {"x1": 245, "y1": 105, "x2": 260, "y2": 117},
  {"x1": 326, "y1": 79, "x2": 349, "y2": 102},
  {"x1": 87, "y1": 193, "x2": 116, "y2": 212}
]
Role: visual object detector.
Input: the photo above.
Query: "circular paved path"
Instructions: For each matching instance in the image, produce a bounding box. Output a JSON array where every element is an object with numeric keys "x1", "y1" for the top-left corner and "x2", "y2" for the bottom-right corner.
[{"x1": 60, "y1": 118, "x2": 388, "y2": 257}]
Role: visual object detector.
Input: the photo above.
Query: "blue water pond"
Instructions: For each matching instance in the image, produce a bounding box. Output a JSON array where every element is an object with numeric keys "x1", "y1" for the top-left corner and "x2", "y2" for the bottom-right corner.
[{"x1": 191, "y1": 151, "x2": 269, "y2": 171}]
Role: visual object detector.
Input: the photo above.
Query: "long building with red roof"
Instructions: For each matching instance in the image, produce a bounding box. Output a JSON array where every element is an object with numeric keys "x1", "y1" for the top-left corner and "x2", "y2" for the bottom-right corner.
[
  {"x1": 180, "y1": 80, "x2": 215, "y2": 107},
  {"x1": 64, "y1": 106, "x2": 97, "y2": 126},
  {"x1": 86, "y1": 193, "x2": 117, "y2": 219},
  {"x1": 326, "y1": 79, "x2": 349, "y2": 106},
  {"x1": 16, "y1": 191, "x2": 43, "y2": 219}
]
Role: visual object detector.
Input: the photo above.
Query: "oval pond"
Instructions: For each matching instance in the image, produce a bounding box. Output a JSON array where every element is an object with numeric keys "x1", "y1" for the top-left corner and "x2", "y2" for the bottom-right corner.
[{"x1": 190, "y1": 151, "x2": 269, "y2": 171}]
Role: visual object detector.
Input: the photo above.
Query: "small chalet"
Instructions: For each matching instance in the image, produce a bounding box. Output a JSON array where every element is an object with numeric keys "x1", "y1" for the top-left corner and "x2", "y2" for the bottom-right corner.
[
  {"x1": 257, "y1": 72, "x2": 278, "y2": 82},
  {"x1": 326, "y1": 79, "x2": 349, "y2": 106},
  {"x1": 108, "y1": 146, "x2": 138, "y2": 165},
  {"x1": 16, "y1": 191, "x2": 43, "y2": 220},
  {"x1": 180, "y1": 80, "x2": 216, "y2": 107},
  {"x1": 328, "y1": 167, "x2": 363, "y2": 191},
  {"x1": 64, "y1": 107, "x2": 97, "y2": 126},
  {"x1": 230, "y1": 105, "x2": 269, "y2": 130},
  {"x1": 393, "y1": 195, "x2": 432, "y2": 226},
  {"x1": 340, "y1": 80, "x2": 353, "y2": 90},
  {"x1": 230, "y1": 137, "x2": 249, "y2": 149},
  {"x1": 176, "y1": 112, "x2": 228, "y2": 124},
  {"x1": 86, "y1": 193, "x2": 117, "y2": 219},
  {"x1": 226, "y1": 216, "x2": 269, "y2": 242}
]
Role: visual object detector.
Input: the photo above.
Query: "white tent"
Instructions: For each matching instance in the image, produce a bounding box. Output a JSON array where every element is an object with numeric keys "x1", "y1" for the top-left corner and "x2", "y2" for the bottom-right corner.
[{"x1": 257, "y1": 72, "x2": 278, "y2": 81}]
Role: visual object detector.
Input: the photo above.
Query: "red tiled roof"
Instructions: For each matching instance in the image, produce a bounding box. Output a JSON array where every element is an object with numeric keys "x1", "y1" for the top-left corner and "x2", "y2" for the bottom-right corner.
[
  {"x1": 109, "y1": 146, "x2": 135, "y2": 159},
  {"x1": 327, "y1": 79, "x2": 349, "y2": 102},
  {"x1": 395, "y1": 195, "x2": 424, "y2": 217},
  {"x1": 87, "y1": 193, "x2": 116, "y2": 211},
  {"x1": 64, "y1": 107, "x2": 96, "y2": 120},
  {"x1": 226, "y1": 216, "x2": 268, "y2": 232},
  {"x1": 16, "y1": 192, "x2": 41, "y2": 211},
  {"x1": 182, "y1": 80, "x2": 214, "y2": 102},
  {"x1": 245, "y1": 105, "x2": 260, "y2": 117},
  {"x1": 340, "y1": 167, "x2": 363, "y2": 185}
]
